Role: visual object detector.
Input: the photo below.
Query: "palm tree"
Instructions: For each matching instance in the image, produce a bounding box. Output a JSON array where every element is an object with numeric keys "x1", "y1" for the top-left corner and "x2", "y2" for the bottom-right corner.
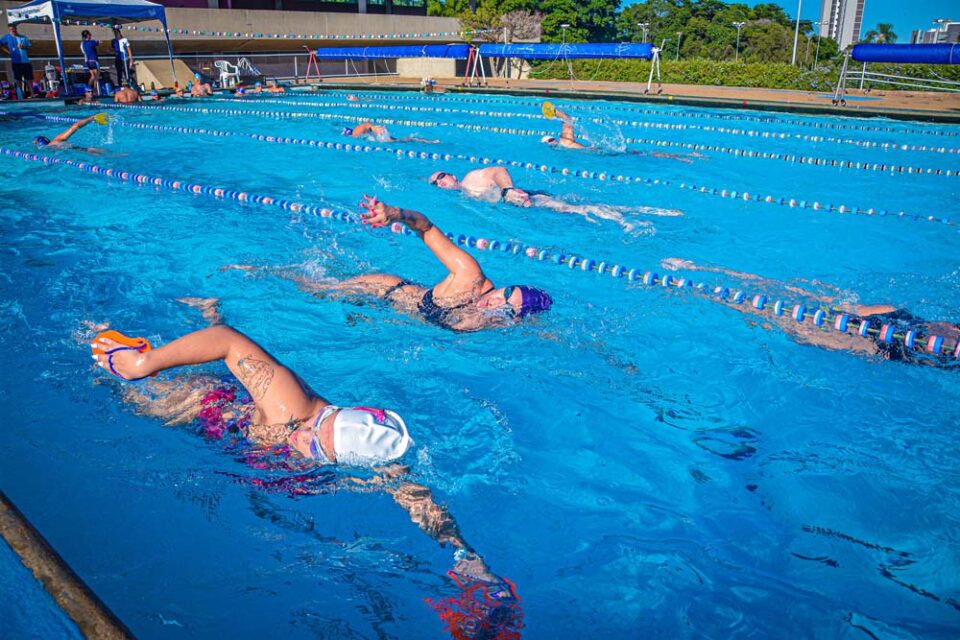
[{"x1": 862, "y1": 23, "x2": 897, "y2": 44}]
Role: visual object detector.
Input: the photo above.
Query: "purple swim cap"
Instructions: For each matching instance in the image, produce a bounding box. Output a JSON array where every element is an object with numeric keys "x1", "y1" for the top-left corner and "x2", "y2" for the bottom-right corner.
[{"x1": 516, "y1": 285, "x2": 552, "y2": 318}]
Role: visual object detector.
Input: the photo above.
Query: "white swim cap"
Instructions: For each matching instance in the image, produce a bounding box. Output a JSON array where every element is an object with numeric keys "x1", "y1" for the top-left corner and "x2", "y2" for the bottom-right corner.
[
  {"x1": 541, "y1": 135, "x2": 556, "y2": 144},
  {"x1": 333, "y1": 407, "x2": 412, "y2": 465}
]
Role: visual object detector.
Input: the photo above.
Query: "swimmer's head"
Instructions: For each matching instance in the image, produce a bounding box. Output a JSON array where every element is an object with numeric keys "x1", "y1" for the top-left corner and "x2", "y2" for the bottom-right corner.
[
  {"x1": 300, "y1": 407, "x2": 412, "y2": 466},
  {"x1": 236, "y1": 87, "x2": 245, "y2": 95},
  {"x1": 428, "y1": 170, "x2": 458, "y2": 189},
  {"x1": 255, "y1": 82, "x2": 262, "y2": 88},
  {"x1": 81, "y1": 30, "x2": 92, "y2": 40},
  {"x1": 541, "y1": 135, "x2": 559, "y2": 146},
  {"x1": 340, "y1": 126, "x2": 354, "y2": 136},
  {"x1": 478, "y1": 285, "x2": 552, "y2": 319},
  {"x1": 33, "y1": 135, "x2": 50, "y2": 147},
  {"x1": 194, "y1": 72, "x2": 201, "y2": 79}
]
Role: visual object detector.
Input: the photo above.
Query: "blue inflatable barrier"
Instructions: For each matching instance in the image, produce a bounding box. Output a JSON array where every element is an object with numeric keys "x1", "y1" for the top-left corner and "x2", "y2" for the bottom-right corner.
[
  {"x1": 480, "y1": 43, "x2": 654, "y2": 60},
  {"x1": 312, "y1": 44, "x2": 471, "y2": 60},
  {"x1": 851, "y1": 43, "x2": 960, "y2": 65},
  {"x1": 311, "y1": 42, "x2": 655, "y2": 60}
]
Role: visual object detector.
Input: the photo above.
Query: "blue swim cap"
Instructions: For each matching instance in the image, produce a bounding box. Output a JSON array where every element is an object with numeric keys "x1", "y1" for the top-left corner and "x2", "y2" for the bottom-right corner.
[
  {"x1": 516, "y1": 285, "x2": 552, "y2": 318},
  {"x1": 33, "y1": 135, "x2": 50, "y2": 147},
  {"x1": 236, "y1": 87, "x2": 245, "y2": 95},
  {"x1": 255, "y1": 82, "x2": 262, "y2": 88},
  {"x1": 341, "y1": 127, "x2": 354, "y2": 136}
]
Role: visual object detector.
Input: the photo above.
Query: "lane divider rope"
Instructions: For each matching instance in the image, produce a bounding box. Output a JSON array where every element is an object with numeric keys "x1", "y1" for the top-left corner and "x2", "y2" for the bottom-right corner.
[
  {"x1": 215, "y1": 97, "x2": 960, "y2": 154},
  {"x1": 41, "y1": 110, "x2": 959, "y2": 178},
  {"x1": 2, "y1": 145, "x2": 955, "y2": 363},
  {"x1": 82, "y1": 104, "x2": 960, "y2": 226}
]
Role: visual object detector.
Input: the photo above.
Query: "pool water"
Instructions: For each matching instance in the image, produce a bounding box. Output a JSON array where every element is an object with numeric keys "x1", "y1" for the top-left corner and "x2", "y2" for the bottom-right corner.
[{"x1": 1, "y1": 89, "x2": 958, "y2": 639}]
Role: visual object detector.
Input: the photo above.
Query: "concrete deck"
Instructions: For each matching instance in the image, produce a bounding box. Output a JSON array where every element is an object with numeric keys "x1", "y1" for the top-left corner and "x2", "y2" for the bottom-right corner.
[{"x1": 312, "y1": 76, "x2": 960, "y2": 124}]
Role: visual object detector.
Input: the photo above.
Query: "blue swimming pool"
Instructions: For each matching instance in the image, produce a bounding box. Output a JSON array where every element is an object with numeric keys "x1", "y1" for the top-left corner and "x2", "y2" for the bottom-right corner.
[{"x1": 1, "y1": 89, "x2": 958, "y2": 639}]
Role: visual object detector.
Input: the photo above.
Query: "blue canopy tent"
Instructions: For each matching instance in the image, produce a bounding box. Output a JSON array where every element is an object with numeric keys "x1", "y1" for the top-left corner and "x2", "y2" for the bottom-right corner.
[
  {"x1": 6, "y1": 0, "x2": 176, "y2": 96},
  {"x1": 833, "y1": 43, "x2": 960, "y2": 105}
]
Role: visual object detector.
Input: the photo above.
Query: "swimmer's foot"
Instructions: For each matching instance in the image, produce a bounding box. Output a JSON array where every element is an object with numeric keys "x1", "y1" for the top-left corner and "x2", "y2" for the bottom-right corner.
[
  {"x1": 220, "y1": 263, "x2": 257, "y2": 273},
  {"x1": 176, "y1": 297, "x2": 223, "y2": 325}
]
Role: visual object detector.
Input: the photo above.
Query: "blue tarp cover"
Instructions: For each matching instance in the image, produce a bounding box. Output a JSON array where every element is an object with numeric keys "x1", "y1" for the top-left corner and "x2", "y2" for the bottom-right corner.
[
  {"x1": 312, "y1": 44, "x2": 470, "y2": 60},
  {"x1": 481, "y1": 43, "x2": 654, "y2": 59},
  {"x1": 312, "y1": 42, "x2": 655, "y2": 60},
  {"x1": 851, "y1": 43, "x2": 960, "y2": 65}
]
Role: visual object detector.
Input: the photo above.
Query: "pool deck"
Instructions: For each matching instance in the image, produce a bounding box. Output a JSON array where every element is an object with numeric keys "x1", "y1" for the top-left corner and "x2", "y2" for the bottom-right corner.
[{"x1": 310, "y1": 76, "x2": 960, "y2": 124}]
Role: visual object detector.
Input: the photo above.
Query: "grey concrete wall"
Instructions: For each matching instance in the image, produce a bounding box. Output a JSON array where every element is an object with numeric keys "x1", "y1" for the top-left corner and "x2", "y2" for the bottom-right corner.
[{"x1": 1, "y1": 2, "x2": 463, "y2": 55}]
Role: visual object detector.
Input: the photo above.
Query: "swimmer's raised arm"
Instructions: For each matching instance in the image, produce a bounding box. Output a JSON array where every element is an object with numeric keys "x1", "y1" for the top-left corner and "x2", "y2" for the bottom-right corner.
[
  {"x1": 360, "y1": 195, "x2": 483, "y2": 283},
  {"x1": 93, "y1": 326, "x2": 321, "y2": 422},
  {"x1": 52, "y1": 115, "x2": 97, "y2": 144}
]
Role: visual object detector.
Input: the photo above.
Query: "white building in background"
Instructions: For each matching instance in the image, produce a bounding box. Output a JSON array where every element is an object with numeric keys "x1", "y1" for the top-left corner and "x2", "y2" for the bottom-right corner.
[
  {"x1": 911, "y1": 21, "x2": 960, "y2": 44},
  {"x1": 819, "y1": 0, "x2": 866, "y2": 48}
]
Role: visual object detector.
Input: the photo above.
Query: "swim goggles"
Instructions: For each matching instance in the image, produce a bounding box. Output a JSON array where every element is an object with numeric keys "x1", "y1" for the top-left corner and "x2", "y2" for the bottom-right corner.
[{"x1": 429, "y1": 171, "x2": 449, "y2": 186}]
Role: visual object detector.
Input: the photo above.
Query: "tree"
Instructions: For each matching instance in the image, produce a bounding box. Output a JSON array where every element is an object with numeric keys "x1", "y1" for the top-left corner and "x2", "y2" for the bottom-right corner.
[{"x1": 862, "y1": 23, "x2": 897, "y2": 44}]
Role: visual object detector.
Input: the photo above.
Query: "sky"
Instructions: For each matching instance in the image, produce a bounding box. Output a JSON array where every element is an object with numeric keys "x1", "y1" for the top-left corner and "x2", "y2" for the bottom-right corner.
[{"x1": 623, "y1": 1, "x2": 956, "y2": 40}]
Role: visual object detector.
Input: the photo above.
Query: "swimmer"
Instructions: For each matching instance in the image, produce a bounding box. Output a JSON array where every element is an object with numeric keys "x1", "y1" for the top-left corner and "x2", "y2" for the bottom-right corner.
[
  {"x1": 342, "y1": 121, "x2": 439, "y2": 144},
  {"x1": 540, "y1": 107, "x2": 588, "y2": 149},
  {"x1": 661, "y1": 258, "x2": 960, "y2": 368},
  {"x1": 76, "y1": 88, "x2": 98, "y2": 105},
  {"x1": 190, "y1": 74, "x2": 213, "y2": 97},
  {"x1": 347, "y1": 94, "x2": 361, "y2": 102},
  {"x1": 88, "y1": 300, "x2": 522, "y2": 636},
  {"x1": 429, "y1": 166, "x2": 681, "y2": 230},
  {"x1": 225, "y1": 196, "x2": 552, "y2": 333},
  {"x1": 113, "y1": 83, "x2": 140, "y2": 104},
  {"x1": 32, "y1": 115, "x2": 105, "y2": 154}
]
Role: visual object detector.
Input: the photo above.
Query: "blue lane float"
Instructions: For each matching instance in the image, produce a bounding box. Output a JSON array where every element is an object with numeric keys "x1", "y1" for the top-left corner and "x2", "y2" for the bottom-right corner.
[{"x1": 2, "y1": 145, "x2": 955, "y2": 363}]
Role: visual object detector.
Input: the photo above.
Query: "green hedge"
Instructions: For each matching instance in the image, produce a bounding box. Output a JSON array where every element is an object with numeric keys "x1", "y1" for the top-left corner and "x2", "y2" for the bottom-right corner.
[{"x1": 530, "y1": 58, "x2": 960, "y2": 92}]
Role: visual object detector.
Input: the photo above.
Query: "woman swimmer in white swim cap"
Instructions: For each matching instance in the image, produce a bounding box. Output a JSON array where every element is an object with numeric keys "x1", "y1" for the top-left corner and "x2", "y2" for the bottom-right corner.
[{"x1": 87, "y1": 298, "x2": 523, "y2": 637}]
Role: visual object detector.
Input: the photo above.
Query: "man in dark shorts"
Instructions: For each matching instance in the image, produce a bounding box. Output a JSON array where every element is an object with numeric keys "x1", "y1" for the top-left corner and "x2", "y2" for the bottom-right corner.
[
  {"x1": 1, "y1": 24, "x2": 33, "y2": 98},
  {"x1": 110, "y1": 27, "x2": 134, "y2": 88}
]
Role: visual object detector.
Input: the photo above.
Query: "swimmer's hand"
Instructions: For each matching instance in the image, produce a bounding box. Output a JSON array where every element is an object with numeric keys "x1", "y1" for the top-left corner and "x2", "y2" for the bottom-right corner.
[
  {"x1": 91, "y1": 336, "x2": 152, "y2": 380},
  {"x1": 359, "y1": 194, "x2": 397, "y2": 228},
  {"x1": 661, "y1": 258, "x2": 696, "y2": 271}
]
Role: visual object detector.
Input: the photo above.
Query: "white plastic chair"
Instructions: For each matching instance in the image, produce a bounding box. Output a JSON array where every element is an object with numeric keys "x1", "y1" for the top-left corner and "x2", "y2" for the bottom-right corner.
[{"x1": 214, "y1": 60, "x2": 240, "y2": 88}]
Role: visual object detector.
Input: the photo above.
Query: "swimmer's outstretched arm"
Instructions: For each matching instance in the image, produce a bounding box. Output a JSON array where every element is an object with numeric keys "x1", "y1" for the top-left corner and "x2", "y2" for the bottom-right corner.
[
  {"x1": 94, "y1": 326, "x2": 321, "y2": 422},
  {"x1": 52, "y1": 115, "x2": 96, "y2": 144},
  {"x1": 360, "y1": 195, "x2": 485, "y2": 286}
]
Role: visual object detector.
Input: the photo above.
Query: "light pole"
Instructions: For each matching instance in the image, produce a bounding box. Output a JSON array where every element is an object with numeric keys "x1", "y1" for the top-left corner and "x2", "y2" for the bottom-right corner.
[
  {"x1": 791, "y1": 0, "x2": 803, "y2": 65},
  {"x1": 732, "y1": 21, "x2": 745, "y2": 62},
  {"x1": 813, "y1": 22, "x2": 822, "y2": 69},
  {"x1": 636, "y1": 22, "x2": 649, "y2": 44},
  {"x1": 675, "y1": 31, "x2": 682, "y2": 61}
]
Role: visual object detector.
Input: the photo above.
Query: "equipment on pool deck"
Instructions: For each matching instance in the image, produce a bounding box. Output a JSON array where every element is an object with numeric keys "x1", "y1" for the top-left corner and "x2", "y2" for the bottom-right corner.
[
  {"x1": 214, "y1": 60, "x2": 241, "y2": 88},
  {"x1": 833, "y1": 43, "x2": 960, "y2": 106}
]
